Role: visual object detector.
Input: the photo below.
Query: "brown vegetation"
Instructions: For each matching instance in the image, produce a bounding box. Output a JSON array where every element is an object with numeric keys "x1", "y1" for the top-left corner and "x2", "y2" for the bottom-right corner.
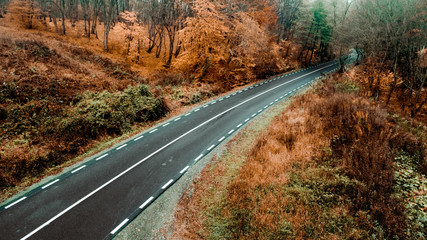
[{"x1": 173, "y1": 75, "x2": 426, "y2": 239}]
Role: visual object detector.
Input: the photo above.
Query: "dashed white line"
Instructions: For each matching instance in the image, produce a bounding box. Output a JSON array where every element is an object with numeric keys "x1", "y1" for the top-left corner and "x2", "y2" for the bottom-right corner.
[
  {"x1": 245, "y1": 118, "x2": 250, "y2": 122},
  {"x1": 211, "y1": 101, "x2": 217, "y2": 105},
  {"x1": 180, "y1": 166, "x2": 190, "y2": 174},
  {"x1": 96, "y1": 153, "x2": 109, "y2": 161},
  {"x1": 207, "y1": 145, "x2": 215, "y2": 151},
  {"x1": 228, "y1": 129, "x2": 235, "y2": 134},
  {"x1": 42, "y1": 179, "x2": 60, "y2": 189},
  {"x1": 185, "y1": 113, "x2": 191, "y2": 116},
  {"x1": 149, "y1": 129, "x2": 158, "y2": 133},
  {"x1": 134, "y1": 136, "x2": 144, "y2": 141},
  {"x1": 264, "y1": 106, "x2": 268, "y2": 109},
  {"x1": 161, "y1": 179, "x2": 174, "y2": 189},
  {"x1": 258, "y1": 109, "x2": 263, "y2": 113},
  {"x1": 218, "y1": 136, "x2": 226, "y2": 142},
  {"x1": 20, "y1": 63, "x2": 336, "y2": 240},
  {"x1": 275, "y1": 99, "x2": 279, "y2": 102},
  {"x1": 139, "y1": 196, "x2": 154, "y2": 209},
  {"x1": 116, "y1": 144, "x2": 127, "y2": 150},
  {"x1": 203, "y1": 105, "x2": 209, "y2": 108},
  {"x1": 163, "y1": 123, "x2": 170, "y2": 127},
  {"x1": 252, "y1": 113, "x2": 256, "y2": 117},
  {"x1": 226, "y1": 96, "x2": 230, "y2": 98},
  {"x1": 111, "y1": 219, "x2": 129, "y2": 234},
  {"x1": 237, "y1": 123, "x2": 243, "y2": 128},
  {"x1": 194, "y1": 154, "x2": 204, "y2": 162},
  {"x1": 71, "y1": 165, "x2": 86, "y2": 174},
  {"x1": 195, "y1": 109, "x2": 200, "y2": 112},
  {"x1": 174, "y1": 117, "x2": 181, "y2": 122},
  {"x1": 219, "y1": 98, "x2": 224, "y2": 101},
  {"x1": 270, "y1": 102, "x2": 274, "y2": 105},
  {"x1": 5, "y1": 197, "x2": 27, "y2": 209}
]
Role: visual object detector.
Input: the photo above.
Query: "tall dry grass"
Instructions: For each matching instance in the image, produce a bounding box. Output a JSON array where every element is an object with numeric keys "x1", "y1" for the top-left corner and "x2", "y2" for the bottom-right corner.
[{"x1": 174, "y1": 75, "x2": 425, "y2": 239}]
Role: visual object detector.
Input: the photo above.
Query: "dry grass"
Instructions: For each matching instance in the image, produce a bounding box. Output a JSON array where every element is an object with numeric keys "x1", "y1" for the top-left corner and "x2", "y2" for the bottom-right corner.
[{"x1": 173, "y1": 75, "x2": 426, "y2": 239}]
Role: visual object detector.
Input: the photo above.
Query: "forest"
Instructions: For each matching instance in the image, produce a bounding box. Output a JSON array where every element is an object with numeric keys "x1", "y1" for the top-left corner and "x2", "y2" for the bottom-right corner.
[{"x1": 0, "y1": 0, "x2": 426, "y2": 232}]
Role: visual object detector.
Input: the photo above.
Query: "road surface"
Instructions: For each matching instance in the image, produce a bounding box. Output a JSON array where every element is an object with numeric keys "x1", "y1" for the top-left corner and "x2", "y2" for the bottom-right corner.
[{"x1": 0, "y1": 60, "x2": 339, "y2": 240}]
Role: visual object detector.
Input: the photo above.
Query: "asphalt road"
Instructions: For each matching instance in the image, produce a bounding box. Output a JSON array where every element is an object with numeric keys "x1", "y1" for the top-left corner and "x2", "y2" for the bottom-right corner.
[{"x1": 0, "y1": 60, "x2": 339, "y2": 240}]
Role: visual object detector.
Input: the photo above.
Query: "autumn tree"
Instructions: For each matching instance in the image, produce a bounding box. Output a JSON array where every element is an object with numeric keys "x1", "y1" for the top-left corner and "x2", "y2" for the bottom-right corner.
[
  {"x1": 7, "y1": 0, "x2": 42, "y2": 29},
  {"x1": 348, "y1": 0, "x2": 426, "y2": 117},
  {"x1": 276, "y1": 0, "x2": 302, "y2": 41}
]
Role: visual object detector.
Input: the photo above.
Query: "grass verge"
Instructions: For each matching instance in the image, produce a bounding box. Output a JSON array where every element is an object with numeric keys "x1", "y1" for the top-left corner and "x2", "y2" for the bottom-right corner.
[{"x1": 172, "y1": 74, "x2": 426, "y2": 239}]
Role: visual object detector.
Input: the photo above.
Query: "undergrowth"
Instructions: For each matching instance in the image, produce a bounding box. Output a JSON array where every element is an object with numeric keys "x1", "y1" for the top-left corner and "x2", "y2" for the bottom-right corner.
[{"x1": 173, "y1": 74, "x2": 426, "y2": 239}]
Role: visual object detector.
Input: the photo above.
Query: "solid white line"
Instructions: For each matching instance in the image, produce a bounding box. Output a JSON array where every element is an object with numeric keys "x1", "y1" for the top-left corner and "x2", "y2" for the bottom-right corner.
[
  {"x1": 96, "y1": 153, "x2": 109, "y2": 161},
  {"x1": 174, "y1": 117, "x2": 181, "y2": 122},
  {"x1": 228, "y1": 129, "x2": 235, "y2": 134},
  {"x1": 71, "y1": 165, "x2": 86, "y2": 174},
  {"x1": 110, "y1": 219, "x2": 129, "y2": 234},
  {"x1": 237, "y1": 123, "x2": 243, "y2": 128},
  {"x1": 218, "y1": 136, "x2": 226, "y2": 142},
  {"x1": 20, "y1": 63, "x2": 335, "y2": 240},
  {"x1": 161, "y1": 179, "x2": 174, "y2": 189},
  {"x1": 116, "y1": 144, "x2": 128, "y2": 150},
  {"x1": 194, "y1": 154, "x2": 204, "y2": 162},
  {"x1": 5, "y1": 197, "x2": 27, "y2": 209},
  {"x1": 245, "y1": 118, "x2": 250, "y2": 122},
  {"x1": 42, "y1": 179, "x2": 60, "y2": 189},
  {"x1": 163, "y1": 123, "x2": 170, "y2": 127},
  {"x1": 180, "y1": 166, "x2": 190, "y2": 174},
  {"x1": 150, "y1": 129, "x2": 158, "y2": 133},
  {"x1": 207, "y1": 145, "x2": 215, "y2": 151},
  {"x1": 134, "y1": 136, "x2": 143, "y2": 141},
  {"x1": 139, "y1": 196, "x2": 154, "y2": 209}
]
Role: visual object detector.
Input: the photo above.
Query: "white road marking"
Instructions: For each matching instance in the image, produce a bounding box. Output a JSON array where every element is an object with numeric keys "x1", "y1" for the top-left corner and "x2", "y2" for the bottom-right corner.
[
  {"x1": 228, "y1": 129, "x2": 235, "y2": 134},
  {"x1": 218, "y1": 136, "x2": 226, "y2": 142},
  {"x1": 20, "y1": 63, "x2": 335, "y2": 240},
  {"x1": 252, "y1": 113, "x2": 256, "y2": 117},
  {"x1": 42, "y1": 179, "x2": 60, "y2": 189},
  {"x1": 5, "y1": 197, "x2": 27, "y2": 209},
  {"x1": 237, "y1": 123, "x2": 243, "y2": 128},
  {"x1": 163, "y1": 123, "x2": 170, "y2": 127},
  {"x1": 275, "y1": 99, "x2": 279, "y2": 102},
  {"x1": 134, "y1": 136, "x2": 144, "y2": 141},
  {"x1": 139, "y1": 196, "x2": 154, "y2": 209},
  {"x1": 264, "y1": 106, "x2": 268, "y2": 109},
  {"x1": 185, "y1": 113, "x2": 191, "y2": 116},
  {"x1": 116, "y1": 144, "x2": 127, "y2": 150},
  {"x1": 174, "y1": 117, "x2": 181, "y2": 122},
  {"x1": 111, "y1": 219, "x2": 129, "y2": 234},
  {"x1": 211, "y1": 101, "x2": 217, "y2": 105},
  {"x1": 96, "y1": 154, "x2": 109, "y2": 161},
  {"x1": 245, "y1": 118, "x2": 250, "y2": 122},
  {"x1": 226, "y1": 96, "x2": 230, "y2": 98},
  {"x1": 203, "y1": 105, "x2": 208, "y2": 108},
  {"x1": 195, "y1": 109, "x2": 200, "y2": 112},
  {"x1": 71, "y1": 165, "x2": 86, "y2": 174},
  {"x1": 180, "y1": 166, "x2": 190, "y2": 174},
  {"x1": 207, "y1": 145, "x2": 215, "y2": 151},
  {"x1": 161, "y1": 179, "x2": 174, "y2": 189},
  {"x1": 149, "y1": 129, "x2": 158, "y2": 133},
  {"x1": 258, "y1": 109, "x2": 262, "y2": 113},
  {"x1": 195, "y1": 154, "x2": 204, "y2": 162}
]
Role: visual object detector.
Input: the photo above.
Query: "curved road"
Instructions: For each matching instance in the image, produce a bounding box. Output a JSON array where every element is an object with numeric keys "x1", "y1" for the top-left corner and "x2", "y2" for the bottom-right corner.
[{"x1": 0, "y1": 60, "x2": 339, "y2": 240}]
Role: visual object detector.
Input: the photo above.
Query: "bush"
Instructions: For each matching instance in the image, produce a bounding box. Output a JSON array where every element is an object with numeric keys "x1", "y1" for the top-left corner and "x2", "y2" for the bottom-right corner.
[{"x1": 57, "y1": 84, "x2": 167, "y2": 139}]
